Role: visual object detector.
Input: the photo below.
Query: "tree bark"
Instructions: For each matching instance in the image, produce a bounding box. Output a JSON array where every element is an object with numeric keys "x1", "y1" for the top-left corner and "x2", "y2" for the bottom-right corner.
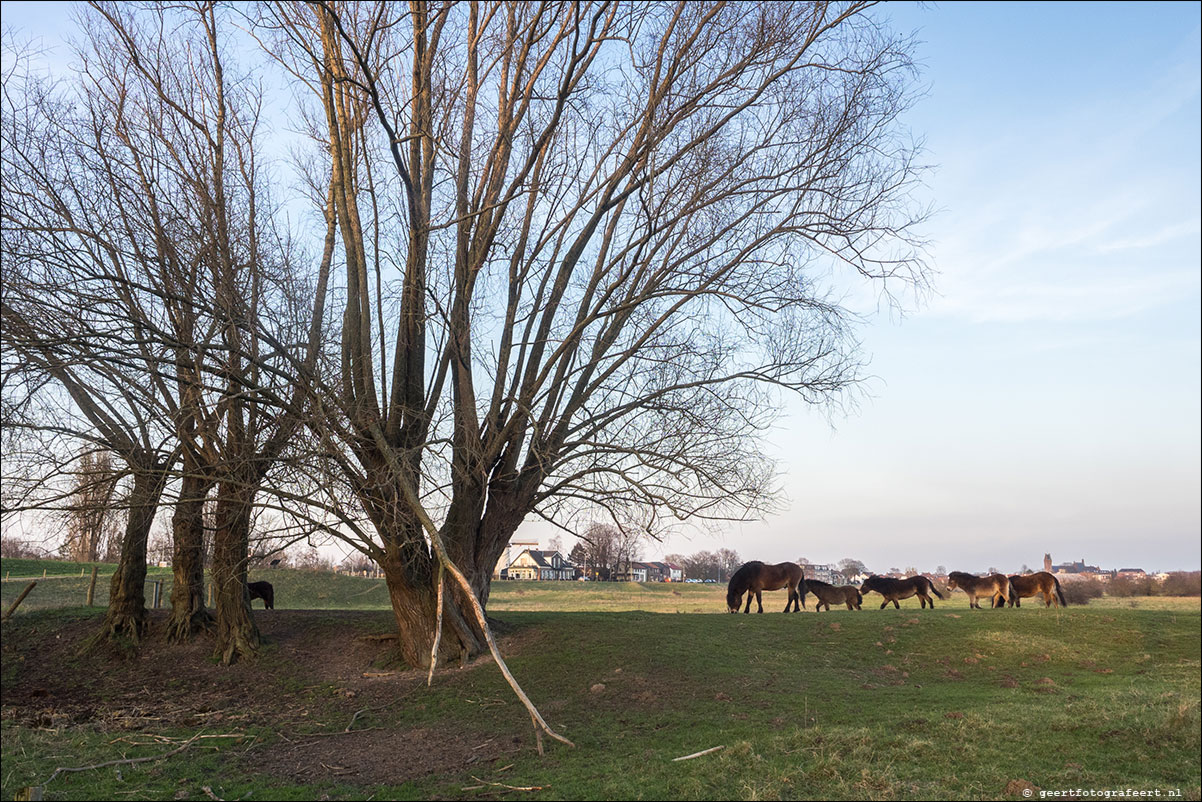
[
  {"x1": 378, "y1": 541, "x2": 486, "y2": 669},
  {"x1": 210, "y1": 477, "x2": 259, "y2": 664},
  {"x1": 165, "y1": 472, "x2": 214, "y2": 642},
  {"x1": 93, "y1": 466, "x2": 168, "y2": 645}
]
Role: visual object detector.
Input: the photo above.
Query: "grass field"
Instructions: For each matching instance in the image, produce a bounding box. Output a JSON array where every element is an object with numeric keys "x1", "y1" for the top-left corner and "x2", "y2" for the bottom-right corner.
[{"x1": 2, "y1": 561, "x2": 1199, "y2": 801}]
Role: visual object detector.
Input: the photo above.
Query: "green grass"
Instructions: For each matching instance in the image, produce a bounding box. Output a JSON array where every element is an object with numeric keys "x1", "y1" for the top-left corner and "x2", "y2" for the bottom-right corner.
[
  {"x1": 2, "y1": 582, "x2": 1198, "y2": 801},
  {"x1": 0, "y1": 559, "x2": 389, "y2": 614}
]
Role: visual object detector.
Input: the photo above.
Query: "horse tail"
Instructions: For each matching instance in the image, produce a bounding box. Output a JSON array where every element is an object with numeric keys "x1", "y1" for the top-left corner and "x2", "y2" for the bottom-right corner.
[
  {"x1": 1053, "y1": 576, "x2": 1067, "y2": 607},
  {"x1": 927, "y1": 577, "x2": 944, "y2": 599},
  {"x1": 1006, "y1": 579, "x2": 1015, "y2": 605}
]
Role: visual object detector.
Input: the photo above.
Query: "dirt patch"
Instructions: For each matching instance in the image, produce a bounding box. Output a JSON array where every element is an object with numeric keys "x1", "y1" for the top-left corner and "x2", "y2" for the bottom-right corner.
[{"x1": 1, "y1": 609, "x2": 526, "y2": 785}]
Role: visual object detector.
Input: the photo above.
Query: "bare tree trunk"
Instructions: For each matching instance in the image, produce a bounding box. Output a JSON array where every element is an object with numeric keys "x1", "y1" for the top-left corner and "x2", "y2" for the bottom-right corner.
[
  {"x1": 211, "y1": 477, "x2": 259, "y2": 665},
  {"x1": 374, "y1": 535, "x2": 484, "y2": 669},
  {"x1": 93, "y1": 467, "x2": 167, "y2": 645},
  {"x1": 166, "y1": 472, "x2": 214, "y2": 642}
]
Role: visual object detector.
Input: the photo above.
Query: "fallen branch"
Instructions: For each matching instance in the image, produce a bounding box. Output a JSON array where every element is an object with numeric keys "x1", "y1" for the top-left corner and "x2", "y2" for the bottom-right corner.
[
  {"x1": 470, "y1": 775, "x2": 547, "y2": 792},
  {"x1": 375, "y1": 425, "x2": 575, "y2": 752},
  {"x1": 43, "y1": 732, "x2": 228, "y2": 785},
  {"x1": 201, "y1": 787, "x2": 224, "y2": 801},
  {"x1": 672, "y1": 745, "x2": 725, "y2": 762},
  {"x1": 428, "y1": 561, "x2": 445, "y2": 687}
]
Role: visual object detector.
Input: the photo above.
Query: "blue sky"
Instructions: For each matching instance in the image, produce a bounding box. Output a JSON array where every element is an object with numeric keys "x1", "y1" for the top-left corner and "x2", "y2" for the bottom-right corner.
[
  {"x1": 3, "y1": 2, "x2": 1198, "y2": 573},
  {"x1": 713, "y1": 1, "x2": 1202, "y2": 573}
]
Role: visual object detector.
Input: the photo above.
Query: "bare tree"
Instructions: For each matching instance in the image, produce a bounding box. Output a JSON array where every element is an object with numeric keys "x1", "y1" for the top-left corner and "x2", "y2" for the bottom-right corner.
[
  {"x1": 838, "y1": 558, "x2": 867, "y2": 581},
  {"x1": 1, "y1": 4, "x2": 332, "y2": 656},
  {"x1": 259, "y1": 0, "x2": 927, "y2": 674},
  {"x1": 61, "y1": 448, "x2": 124, "y2": 563},
  {"x1": 715, "y1": 549, "x2": 743, "y2": 582}
]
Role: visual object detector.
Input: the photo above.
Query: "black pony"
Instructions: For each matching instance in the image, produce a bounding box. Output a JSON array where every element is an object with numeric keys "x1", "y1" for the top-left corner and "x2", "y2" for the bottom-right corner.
[{"x1": 247, "y1": 580, "x2": 274, "y2": 610}]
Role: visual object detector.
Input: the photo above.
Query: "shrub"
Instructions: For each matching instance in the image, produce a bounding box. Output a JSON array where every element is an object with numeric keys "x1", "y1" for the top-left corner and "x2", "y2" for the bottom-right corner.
[
  {"x1": 1159, "y1": 571, "x2": 1201, "y2": 596},
  {"x1": 1060, "y1": 577, "x2": 1105, "y2": 605},
  {"x1": 1107, "y1": 575, "x2": 1156, "y2": 597}
]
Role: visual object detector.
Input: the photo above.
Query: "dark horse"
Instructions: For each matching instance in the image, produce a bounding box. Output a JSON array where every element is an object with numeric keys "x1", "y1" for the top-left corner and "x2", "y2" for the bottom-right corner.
[
  {"x1": 247, "y1": 580, "x2": 275, "y2": 610},
  {"x1": 1006, "y1": 572, "x2": 1067, "y2": 608},
  {"x1": 726, "y1": 561, "x2": 806, "y2": 613},
  {"x1": 945, "y1": 571, "x2": 1012, "y2": 609},
  {"x1": 860, "y1": 575, "x2": 943, "y2": 609},
  {"x1": 805, "y1": 579, "x2": 862, "y2": 611}
]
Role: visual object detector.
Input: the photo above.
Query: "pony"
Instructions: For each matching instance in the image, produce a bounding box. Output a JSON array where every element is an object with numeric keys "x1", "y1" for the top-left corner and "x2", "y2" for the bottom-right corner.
[
  {"x1": 805, "y1": 579, "x2": 862, "y2": 611},
  {"x1": 1006, "y1": 572, "x2": 1067, "y2": 608},
  {"x1": 247, "y1": 580, "x2": 275, "y2": 610},
  {"x1": 859, "y1": 575, "x2": 943, "y2": 609},
  {"x1": 945, "y1": 571, "x2": 1012, "y2": 609},
  {"x1": 726, "y1": 561, "x2": 806, "y2": 613}
]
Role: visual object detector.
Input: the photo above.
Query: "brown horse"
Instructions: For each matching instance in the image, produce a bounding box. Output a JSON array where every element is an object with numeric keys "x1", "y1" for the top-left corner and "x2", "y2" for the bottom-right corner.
[
  {"x1": 805, "y1": 579, "x2": 862, "y2": 611},
  {"x1": 859, "y1": 575, "x2": 943, "y2": 609},
  {"x1": 945, "y1": 571, "x2": 1012, "y2": 609},
  {"x1": 727, "y1": 561, "x2": 806, "y2": 613},
  {"x1": 1007, "y1": 572, "x2": 1067, "y2": 608}
]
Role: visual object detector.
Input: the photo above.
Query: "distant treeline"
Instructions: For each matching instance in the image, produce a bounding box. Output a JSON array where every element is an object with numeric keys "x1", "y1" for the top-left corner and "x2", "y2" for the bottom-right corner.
[{"x1": 1061, "y1": 572, "x2": 1201, "y2": 604}]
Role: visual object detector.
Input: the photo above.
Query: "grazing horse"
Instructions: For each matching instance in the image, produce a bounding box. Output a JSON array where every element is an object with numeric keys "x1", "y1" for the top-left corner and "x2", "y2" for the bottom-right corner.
[
  {"x1": 726, "y1": 561, "x2": 806, "y2": 613},
  {"x1": 247, "y1": 580, "x2": 275, "y2": 610},
  {"x1": 945, "y1": 571, "x2": 1012, "y2": 609},
  {"x1": 1007, "y1": 572, "x2": 1067, "y2": 608},
  {"x1": 859, "y1": 575, "x2": 943, "y2": 609},
  {"x1": 805, "y1": 579, "x2": 863, "y2": 611}
]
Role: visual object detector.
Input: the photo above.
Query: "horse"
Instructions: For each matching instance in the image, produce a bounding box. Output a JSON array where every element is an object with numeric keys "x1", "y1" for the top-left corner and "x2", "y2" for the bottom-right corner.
[
  {"x1": 859, "y1": 575, "x2": 943, "y2": 609},
  {"x1": 1006, "y1": 572, "x2": 1067, "y2": 608},
  {"x1": 726, "y1": 561, "x2": 806, "y2": 613},
  {"x1": 247, "y1": 580, "x2": 275, "y2": 610},
  {"x1": 945, "y1": 571, "x2": 1012, "y2": 609},
  {"x1": 805, "y1": 579, "x2": 862, "y2": 611}
]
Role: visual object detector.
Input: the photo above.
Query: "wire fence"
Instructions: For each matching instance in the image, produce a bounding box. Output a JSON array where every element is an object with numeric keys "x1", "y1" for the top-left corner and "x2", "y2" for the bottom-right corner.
[{"x1": 2, "y1": 569, "x2": 183, "y2": 616}]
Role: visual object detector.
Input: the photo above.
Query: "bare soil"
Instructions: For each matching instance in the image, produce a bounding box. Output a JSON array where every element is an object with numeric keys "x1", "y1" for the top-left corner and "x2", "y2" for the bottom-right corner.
[{"x1": 1, "y1": 609, "x2": 521, "y2": 786}]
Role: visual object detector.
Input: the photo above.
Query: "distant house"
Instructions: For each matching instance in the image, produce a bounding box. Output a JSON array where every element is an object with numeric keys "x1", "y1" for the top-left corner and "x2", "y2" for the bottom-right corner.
[
  {"x1": 1116, "y1": 568, "x2": 1147, "y2": 579},
  {"x1": 506, "y1": 549, "x2": 574, "y2": 581},
  {"x1": 493, "y1": 538, "x2": 539, "y2": 579},
  {"x1": 614, "y1": 561, "x2": 649, "y2": 582},
  {"x1": 639, "y1": 561, "x2": 683, "y2": 582},
  {"x1": 804, "y1": 564, "x2": 840, "y2": 584}
]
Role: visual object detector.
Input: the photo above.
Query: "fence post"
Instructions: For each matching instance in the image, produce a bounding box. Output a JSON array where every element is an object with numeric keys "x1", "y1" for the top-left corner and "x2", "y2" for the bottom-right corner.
[
  {"x1": 151, "y1": 579, "x2": 162, "y2": 609},
  {"x1": 3, "y1": 581, "x2": 37, "y2": 621},
  {"x1": 207, "y1": 582, "x2": 213, "y2": 607},
  {"x1": 86, "y1": 566, "x2": 99, "y2": 606}
]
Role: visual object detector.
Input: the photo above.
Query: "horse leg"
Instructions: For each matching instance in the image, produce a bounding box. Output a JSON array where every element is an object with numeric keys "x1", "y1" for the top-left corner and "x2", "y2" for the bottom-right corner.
[
  {"x1": 880, "y1": 599, "x2": 888, "y2": 610},
  {"x1": 755, "y1": 590, "x2": 764, "y2": 613},
  {"x1": 892, "y1": 599, "x2": 900, "y2": 609},
  {"x1": 743, "y1": 593, "x2": 752, "y2": 614}
]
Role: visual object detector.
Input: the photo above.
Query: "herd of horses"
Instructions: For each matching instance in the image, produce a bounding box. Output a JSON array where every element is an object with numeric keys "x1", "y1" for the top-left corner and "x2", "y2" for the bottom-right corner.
[
  {"x1": 726, "y1": 561, "x2": 1066, "y2": 613},
  {"x1": 247, "y1": 563, "x2": 1067, "y2": 616}
]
